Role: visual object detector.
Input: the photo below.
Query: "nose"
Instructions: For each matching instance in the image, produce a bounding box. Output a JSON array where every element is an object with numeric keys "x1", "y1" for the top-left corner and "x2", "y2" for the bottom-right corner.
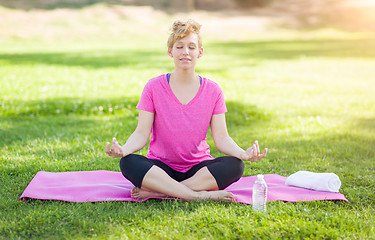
[{"x1": 182, "y1": 46, "x2": 189, "y2": 55}]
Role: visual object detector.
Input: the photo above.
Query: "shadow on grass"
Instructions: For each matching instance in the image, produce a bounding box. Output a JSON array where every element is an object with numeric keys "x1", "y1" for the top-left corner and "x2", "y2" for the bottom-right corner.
[
  {"x1": 0, "y1": 48, "x2": 170, "y2": 69},
  {"x1": 261, "y1": 116, "x2": 375, "y2": 181},
  {"x1": 1, "y1": 38, "x2": 375, "y2": 70},
  {"x1": 207, "y1": 37, "x2": 375, "y2": 60},
  {"x1": 0, "y1": 97, "x2": 270, "y2": 147},
  {"x1": 0, "y1": 97, "x2": 140, "y2": 118},
  {"x1": 0, "y1": 97, "x2": 139, "y2": 147},
  {"x1": 355, "y1": 117, "x2": 375, "y2": 132}
]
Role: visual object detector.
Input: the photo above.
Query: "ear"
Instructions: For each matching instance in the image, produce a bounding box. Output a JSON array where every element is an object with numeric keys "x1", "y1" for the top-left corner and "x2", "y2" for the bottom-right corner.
[
  {"x1": 198, "y1": 47, "x2": 204, "y2": 58},
  {"x1": 168, "y1": 48, "x2": 173, "y2": 58}
]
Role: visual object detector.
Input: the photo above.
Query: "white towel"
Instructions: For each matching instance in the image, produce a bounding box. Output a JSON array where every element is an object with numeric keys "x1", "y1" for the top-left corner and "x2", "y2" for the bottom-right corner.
[{"x1": 285, "y1": 171, "x2": 341, "y2": 192}]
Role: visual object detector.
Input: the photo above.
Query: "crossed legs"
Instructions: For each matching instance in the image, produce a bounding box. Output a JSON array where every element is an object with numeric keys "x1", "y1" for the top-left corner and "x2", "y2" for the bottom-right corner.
[
  {"x1": 132, "y1": 165, "x2": 234, "y2": 202},
  {"x1": 120, "y1": 154, "x2": 244, "y2": 202}
]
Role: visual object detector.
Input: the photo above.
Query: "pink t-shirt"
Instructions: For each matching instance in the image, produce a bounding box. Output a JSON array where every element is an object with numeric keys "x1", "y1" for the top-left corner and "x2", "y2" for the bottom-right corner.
[{"x1": 136, "y1": 74, "x2": 227, "y2": 172}]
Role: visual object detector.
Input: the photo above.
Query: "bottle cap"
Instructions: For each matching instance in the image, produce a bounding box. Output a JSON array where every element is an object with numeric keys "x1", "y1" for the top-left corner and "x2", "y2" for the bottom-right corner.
[{"x1": 257, "y1": 174, "x2": 264, "y2": 180}]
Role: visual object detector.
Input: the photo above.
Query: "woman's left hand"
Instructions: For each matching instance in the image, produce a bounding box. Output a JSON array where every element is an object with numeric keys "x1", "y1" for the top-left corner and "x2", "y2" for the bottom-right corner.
[{"x1": 240, "y1": 140, "x2": 267, "y2": 162}]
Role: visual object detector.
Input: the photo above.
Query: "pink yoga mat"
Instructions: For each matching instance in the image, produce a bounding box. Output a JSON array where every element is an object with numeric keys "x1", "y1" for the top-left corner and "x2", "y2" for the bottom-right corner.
[{"x1": 19, "y1": 171, "x2": 348, "y2": 204}]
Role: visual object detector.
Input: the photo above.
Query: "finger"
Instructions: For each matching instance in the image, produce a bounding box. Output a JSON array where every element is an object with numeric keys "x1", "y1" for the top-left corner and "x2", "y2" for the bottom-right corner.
[
  {"x1": 105, "y1": 142, "x2": 111, "y2": 154},
  {"x1": 246, "y1": 149, "x2": 254, "y2": 161},
  {"x1": 252, "y1": 144, "x2": 257, "y2": 157},
  {"x1": 246, "y1": 148, "x2": 255, "y2": 161},
  {"x1": 255, "y1": 140, "x2": 260, "y2": 155},
  {"x1": 259, "y1": 148, "x2": 268, "y2": 158},
  {"x1": 114, "y1": 142, "x2": 121, "y2": 151},
  {"x1": 228, "y1": 195, "x2": 235, "y2": 203},
  {"x1": 113, "y1": 143, "x2": 123, "y2": 156},
  {"x1": 112, "y1": 137, "x2": 117, "y2": 145}
]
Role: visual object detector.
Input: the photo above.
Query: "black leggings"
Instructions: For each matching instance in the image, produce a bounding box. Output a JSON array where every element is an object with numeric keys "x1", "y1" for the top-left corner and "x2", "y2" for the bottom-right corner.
[{"x1": 119, "y1": 154, "x2": 244, "y2": 190}]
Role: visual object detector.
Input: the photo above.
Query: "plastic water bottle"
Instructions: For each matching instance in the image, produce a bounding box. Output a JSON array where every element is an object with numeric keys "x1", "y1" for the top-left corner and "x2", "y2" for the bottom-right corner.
[{"x1": 252, "y1": 174, "x2": 268, "y2": 212}]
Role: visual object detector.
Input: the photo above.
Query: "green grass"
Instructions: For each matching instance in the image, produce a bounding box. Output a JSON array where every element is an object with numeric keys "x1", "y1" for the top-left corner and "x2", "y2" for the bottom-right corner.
[{"x1": 1, "y1": 7, "x2": 375, "y2": 239}]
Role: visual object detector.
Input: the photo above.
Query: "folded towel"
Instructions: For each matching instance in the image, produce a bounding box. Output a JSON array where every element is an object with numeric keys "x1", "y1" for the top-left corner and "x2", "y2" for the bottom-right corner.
[{"x1": 285, "y1": 171, "x2": 341, "y2": 192}]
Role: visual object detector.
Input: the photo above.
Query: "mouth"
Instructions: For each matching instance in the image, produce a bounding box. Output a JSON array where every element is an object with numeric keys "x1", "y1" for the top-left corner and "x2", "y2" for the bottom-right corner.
[{"x1": 180, "y1": 58, "x2": 191, "y2": 62}]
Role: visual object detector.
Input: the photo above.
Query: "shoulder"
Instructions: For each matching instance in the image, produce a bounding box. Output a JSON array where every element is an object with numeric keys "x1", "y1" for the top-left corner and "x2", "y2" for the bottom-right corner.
[
  {"x1": 145, "y1": 74, "x2": 166, "y2": 87},
  {"x1": 202, "y1": 76, "x2": 221, "y2": 87},
  {"x1": 142, "y1": 74, "x2": 167, "y2": 92},
  {"x1": 138, "y1": 75, "x2": 167, "y2": 110},
  {"x1": 201, "y1": 76, "x2": 224, "y2": 94}
]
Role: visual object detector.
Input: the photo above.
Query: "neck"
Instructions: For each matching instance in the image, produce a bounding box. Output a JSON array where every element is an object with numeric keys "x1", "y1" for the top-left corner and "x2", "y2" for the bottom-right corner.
[{"x1": 171, "y1": 69, "x2": 197, "y2": 84}]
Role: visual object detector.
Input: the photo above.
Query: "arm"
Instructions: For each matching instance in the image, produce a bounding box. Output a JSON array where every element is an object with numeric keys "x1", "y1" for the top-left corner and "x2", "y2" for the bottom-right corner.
[
  {"x1": 210, "y1": 113, "x2": 267, "y2": 161},
  {"x1": 106, "y1": 110, "x2": 154, "y2": 158}
]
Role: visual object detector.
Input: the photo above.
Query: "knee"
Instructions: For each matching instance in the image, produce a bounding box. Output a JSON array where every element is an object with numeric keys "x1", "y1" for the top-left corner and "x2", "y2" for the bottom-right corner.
[
  {"x1": 213, "y1": 157, "x2": 245, "y2": 190},
  {"x1": 217, "y1": 156, "x2": 245, "y2": 180},
  {"x1": 119, "y1": 155, "x2": 129, "y2": 170},
  {"x1": 229, "y1": 157, "x2": 245, "y2": 178},
  {"x1": 119, "y1": 154, "x2": 137, "y2": 172},
  {"x1": 119, "y1": 154, "x2": 147, "y2": 188},
  {"x1": 235, "y1": 158, "x2": 245, "y2": 179}
]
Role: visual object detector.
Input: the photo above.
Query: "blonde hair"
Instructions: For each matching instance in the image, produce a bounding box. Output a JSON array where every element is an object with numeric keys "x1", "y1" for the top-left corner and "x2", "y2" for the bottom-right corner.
[{"x1": 167, "y1": 19, "x2": 202, "y2": 49}]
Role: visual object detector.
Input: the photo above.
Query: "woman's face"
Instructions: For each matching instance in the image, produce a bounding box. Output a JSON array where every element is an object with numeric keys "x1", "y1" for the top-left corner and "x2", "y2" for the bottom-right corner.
[{"x1": 168, "y1": 33, "x2": 203, "y2": 70}]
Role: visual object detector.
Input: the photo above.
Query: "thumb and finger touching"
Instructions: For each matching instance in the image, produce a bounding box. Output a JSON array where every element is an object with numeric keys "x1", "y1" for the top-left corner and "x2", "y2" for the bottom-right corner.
[
  {"x1": 105, "y1": 137, "x2": 124, "y2": 157},
  {"x1": 244, "y1": 141, "x2": 268, "y2": 162}
]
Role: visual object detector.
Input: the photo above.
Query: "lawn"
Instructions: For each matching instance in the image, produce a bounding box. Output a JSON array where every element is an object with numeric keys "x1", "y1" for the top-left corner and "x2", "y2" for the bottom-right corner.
[{"x1": 1, "y1": 4, "x2": 375, "y2": 239}]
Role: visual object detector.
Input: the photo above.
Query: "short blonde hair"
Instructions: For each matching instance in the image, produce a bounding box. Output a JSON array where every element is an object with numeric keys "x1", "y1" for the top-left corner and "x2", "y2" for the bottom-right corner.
[{"x1": 167, "y1": 19, "x2": 202, "y2": 49}]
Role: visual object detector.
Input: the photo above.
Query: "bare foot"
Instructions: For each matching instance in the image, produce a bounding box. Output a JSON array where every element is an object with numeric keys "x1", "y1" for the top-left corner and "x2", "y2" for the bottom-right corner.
[
  {"x1": 198, "y1": 190, "x2": 235, "y2": 203},
  {"x1": 131, "y1": 187, "x2": 235, "y2": 202},
  {"x1": 131, "y1": 187, "x2": 168, "y2": 200}
]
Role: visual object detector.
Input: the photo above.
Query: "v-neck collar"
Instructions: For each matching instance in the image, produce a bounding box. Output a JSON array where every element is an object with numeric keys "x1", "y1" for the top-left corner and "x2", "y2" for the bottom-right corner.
[{"x1": 163, "y1": 73, "x2": 204, "y2": 108}]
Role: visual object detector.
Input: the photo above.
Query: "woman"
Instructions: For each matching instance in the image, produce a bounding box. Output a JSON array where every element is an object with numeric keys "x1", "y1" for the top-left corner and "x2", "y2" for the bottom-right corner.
[{"x1": 106, "y1": 19, "x2": 267, "y2": 202}]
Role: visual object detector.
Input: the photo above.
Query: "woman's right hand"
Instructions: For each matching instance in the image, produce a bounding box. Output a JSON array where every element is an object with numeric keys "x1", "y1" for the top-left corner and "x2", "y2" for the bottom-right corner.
[
  {"x1": 240, "y1": 140, "x2": 267, "y2": 162},
  {"x1": 105, "y1": 137, "x2": 125, "y2": 158}
]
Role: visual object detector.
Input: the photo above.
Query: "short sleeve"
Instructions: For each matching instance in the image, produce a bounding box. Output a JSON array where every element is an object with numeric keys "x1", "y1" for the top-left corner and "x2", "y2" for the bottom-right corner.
[
  {"x1": 136, "y1": 81, "x2": 155, "y2": 113},
  {"x1": 212, "y1": 86, "x2": 227, "y2": 115}
]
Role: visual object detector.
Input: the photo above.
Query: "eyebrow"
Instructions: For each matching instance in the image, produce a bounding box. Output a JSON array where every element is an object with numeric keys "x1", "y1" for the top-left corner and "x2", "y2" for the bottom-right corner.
[{"x1": 176, "y1": 41, "x2": 197, "y2": 45}]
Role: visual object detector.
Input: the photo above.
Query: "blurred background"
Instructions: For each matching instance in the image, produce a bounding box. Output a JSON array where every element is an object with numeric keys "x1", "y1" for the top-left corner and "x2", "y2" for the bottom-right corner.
[{"x1": 1, "y1": 0, "x2": 375, "y2": 46}]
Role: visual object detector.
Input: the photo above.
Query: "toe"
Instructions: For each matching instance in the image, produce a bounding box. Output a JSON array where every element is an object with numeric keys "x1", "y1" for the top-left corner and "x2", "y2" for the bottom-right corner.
[
  {"x1": 131, "y1": 187, "x2": 139, "y2": 194},
  {"x1": 131, "y1": 187, "x2": 140, "y2": 199}
]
